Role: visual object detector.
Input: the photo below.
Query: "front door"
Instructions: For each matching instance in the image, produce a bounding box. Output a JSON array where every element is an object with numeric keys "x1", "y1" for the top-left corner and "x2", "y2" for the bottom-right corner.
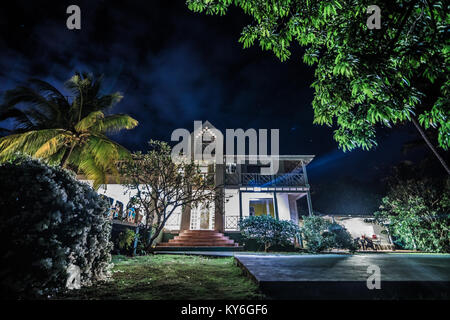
[
  {"x1": 199, "y1": 207, "x2": 210, "y2": 229},
  {"x1": 190, "y1": 203, "x2": 215, "y2": 230}
]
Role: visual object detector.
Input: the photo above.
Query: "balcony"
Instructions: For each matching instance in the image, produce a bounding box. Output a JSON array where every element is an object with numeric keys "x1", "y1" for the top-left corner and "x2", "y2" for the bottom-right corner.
[{"x1": 225, "y1": 173, "x2": 306, "y2": 187}]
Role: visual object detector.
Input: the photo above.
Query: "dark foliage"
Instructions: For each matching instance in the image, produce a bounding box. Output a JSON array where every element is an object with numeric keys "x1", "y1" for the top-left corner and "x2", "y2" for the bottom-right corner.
[{"x1": 0, "y1": 156, "x2": 112, "y2": 298}]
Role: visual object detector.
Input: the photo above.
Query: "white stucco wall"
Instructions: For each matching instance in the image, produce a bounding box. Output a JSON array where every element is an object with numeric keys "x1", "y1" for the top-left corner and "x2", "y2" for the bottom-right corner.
[
  {"x1": 324, "y1": 216, "x2": 390, "y2": 244},
  {"x1": 337, "y1": 217, "x2": 374, "y2": 238},
  {"x1": 276, "y1": 193, "x2": 291, "y2": 220},
  {"x1": 224, "y1": 189, "x2": 240, "y2": 217},
  {"x1": 80, "y1": 181, "x2": 137, "y2": 206},
  {"x1": 164, "y1": 206, "x2": 183, "y2": 230},
  {"x1": 82, "y1": 182, "x2": 183, "y2": 229},
  {"x1": 96, "y1": 184, "x2": 138, "y2": 206},
  {"x1": 341, "y1": 217, "x2": 390, "y2": 244},
  {"x1": 288, "y1": 195, "x2": 299, "y2": 224}
]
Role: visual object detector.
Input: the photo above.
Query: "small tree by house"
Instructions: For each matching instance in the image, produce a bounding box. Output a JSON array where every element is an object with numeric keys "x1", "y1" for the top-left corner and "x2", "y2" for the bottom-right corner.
[
  {"x1": 239, "y1": 215, "x2": 300, "y2": 252},
  {"x1": 119, "y1": 140, "x2": 222, "y2": 251}
]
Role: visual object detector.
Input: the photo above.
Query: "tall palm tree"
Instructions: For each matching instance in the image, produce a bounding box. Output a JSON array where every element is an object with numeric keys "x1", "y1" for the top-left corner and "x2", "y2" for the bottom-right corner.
[{"x1": 0, "y1": 72, "x2": 138, "y2": 188}]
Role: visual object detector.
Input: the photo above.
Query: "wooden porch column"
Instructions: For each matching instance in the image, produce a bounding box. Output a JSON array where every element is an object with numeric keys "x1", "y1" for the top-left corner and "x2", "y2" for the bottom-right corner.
[
  {"x1": 214, "y1": 163, "x2": 225, "y2": 232},
  {"x1": 214, "y1": 188, "x2": 224, "y2": 233},
  {"x1": 214, "y1": 207, "x2": 224, "y2": 232},
  {"x1": 273, "y1": 192, "x2": 279, "y2": 219},
  {"x1": 238, "y1": 190, "x2": 243, "y2": 220},
  {"x1": 179, "y1": 204, "x2": 191, "y2": 231},
  {"x1": 302, "y1": 161, "x2": 313, "y2": 216}
]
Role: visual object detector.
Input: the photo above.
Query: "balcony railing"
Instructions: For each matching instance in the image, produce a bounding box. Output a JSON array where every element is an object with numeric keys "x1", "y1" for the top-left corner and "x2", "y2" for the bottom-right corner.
[{"x1": 225, "y1": 173, "x2": 305, "y2": 187}]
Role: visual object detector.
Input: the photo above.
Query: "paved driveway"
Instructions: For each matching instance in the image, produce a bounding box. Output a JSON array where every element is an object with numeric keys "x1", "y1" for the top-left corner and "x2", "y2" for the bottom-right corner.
[{"x1": 234, "y1": 254, "x2": 450, "y2": 299}]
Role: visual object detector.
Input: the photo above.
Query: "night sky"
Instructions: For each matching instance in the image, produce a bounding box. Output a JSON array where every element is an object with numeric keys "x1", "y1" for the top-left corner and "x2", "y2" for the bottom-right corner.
[{"x1": 0, "y1": 1, "x2": 431, "y2": 214}]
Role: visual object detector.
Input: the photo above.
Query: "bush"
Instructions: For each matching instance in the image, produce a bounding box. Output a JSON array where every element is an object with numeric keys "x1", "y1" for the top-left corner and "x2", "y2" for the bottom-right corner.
[
  {"x1": 375, "y1": 178, "x2": 450, "y2": 252},
  {"x1": 239, "y1": 215, "x2": 300, "y2": 252},
  {"x1": 0, "y1": 156, "x2": 113, "y2": 298},
  {"x1": 115, "y1": 229, "x2": 137, "y2": 255},
  {"x1": 301, "y1": 216, "x2": 356, "y2": 253},
  {"x1": 326, "y1": 222, "x2": 358, "y2": 252}
]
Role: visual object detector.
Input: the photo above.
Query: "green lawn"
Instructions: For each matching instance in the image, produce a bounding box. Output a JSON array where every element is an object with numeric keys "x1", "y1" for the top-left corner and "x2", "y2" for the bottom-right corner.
[{"x1": 59, "y1": 254, "x2": 264, "y2": 300}]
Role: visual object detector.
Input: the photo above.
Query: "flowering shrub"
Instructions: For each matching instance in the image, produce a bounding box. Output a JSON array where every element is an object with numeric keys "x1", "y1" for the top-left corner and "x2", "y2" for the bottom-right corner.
[
  {"x1": 239, "y1": 215, "x2": 300, "y2": 252},
  {"x1": 0, "y1": 156, "x2": 112, "y2": 298}
]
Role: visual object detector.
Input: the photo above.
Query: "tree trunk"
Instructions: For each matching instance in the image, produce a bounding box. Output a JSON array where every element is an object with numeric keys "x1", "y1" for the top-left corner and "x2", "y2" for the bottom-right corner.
[
  {"x1": 59, "y1": 144, "x2": 75, "y2": 168},
  {"x1": 411, "y1": 117, "x2": 450, "y2": 175},
  {"x1": 180, "y1": 204, "x2": 192, "y2": 231},
  {"x1": 146, "y1": 225, "x2": 164, "y2": 252}
]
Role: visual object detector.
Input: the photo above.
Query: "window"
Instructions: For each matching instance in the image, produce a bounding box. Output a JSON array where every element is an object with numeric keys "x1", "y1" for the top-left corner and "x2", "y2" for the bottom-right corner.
[
  {"x1": 249, "y1": 199, "x2": 274, "y2": 217},
  {"x1": 202, "y1": 129, "x2": 216, "y2": 155}
]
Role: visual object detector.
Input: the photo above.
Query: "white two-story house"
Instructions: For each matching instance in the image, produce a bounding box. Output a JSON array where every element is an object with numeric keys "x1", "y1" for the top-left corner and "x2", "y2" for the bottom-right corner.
[{"x1": 90, "y1": 121, "x2": 315, "y2": 248}]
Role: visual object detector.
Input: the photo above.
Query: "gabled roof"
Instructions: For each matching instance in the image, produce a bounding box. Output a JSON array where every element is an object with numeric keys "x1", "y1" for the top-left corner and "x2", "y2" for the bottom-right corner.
[{"x1": 190, "y1": 121, "x2": 315, "y2": 166}]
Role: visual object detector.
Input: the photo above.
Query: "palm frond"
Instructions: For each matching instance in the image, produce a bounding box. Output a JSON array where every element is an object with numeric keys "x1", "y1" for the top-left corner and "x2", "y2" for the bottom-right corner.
[
  {"x1": 65, "y1": 147, "x2": 82, "y2": 167},
  {"x1": 0, "y1": 129, "x2": 69, "y2": 160},
  {"x1": 85, "y1": 74, "x2": 102, "y2": 101},
  {"x1": 25, "y1": 108, "x2": 53, "y2": 127},
  {"x1": 3, "y1": 86, "x2": 60, "y2": 123},
  {"x1": 64, "y1": 73, "x2": 83, "y2": 96},
  {"x1": 28, "y1": 79, "x2": 71, "y2": 114},
  {"x1": 96, "y1": 134, "x2": 132, "y2": 160},
  {"x1": 78, "y1": 153, "x2": 106, "y2": 189},
  {"x1": 45, "y1": 147, "x2": 67, "y2": 165},
  {"x1": 28, "y1": 79, "x2": 67, "y2": 100},
  {"x1": 84, "y1": 135, "x2": 121, "y2": 168},
  {"x1": 75, "y1": 111, "x2": 104, "y2": 132},
  {"x1": 93, "y1": 92, "x2": 123, "y2": 111},
  {"x1": 0, "y1": 127, "x2": 11, "y2": 136},
  {"x1": 0, "y1": 106, "x2": 35, "y2": 130},
  {"x1": 91, "y1": 114, "x2": 138, "y2": 134},
  {"x1": 82, "y1": 134, "x2": 131, "y2": 183},
  {"x1": 34, "y1": 133, "x2": 68, "y2": 158}
]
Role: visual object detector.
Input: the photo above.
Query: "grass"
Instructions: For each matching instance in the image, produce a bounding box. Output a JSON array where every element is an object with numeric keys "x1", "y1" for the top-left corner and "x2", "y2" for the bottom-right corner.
[{"x1": 58, "y1": 254, "x2": 264, "y2": 300}]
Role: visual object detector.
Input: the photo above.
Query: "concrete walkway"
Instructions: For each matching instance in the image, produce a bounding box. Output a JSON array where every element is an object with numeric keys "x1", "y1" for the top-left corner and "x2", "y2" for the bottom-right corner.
[
  {"x1": 235, "y1": 253, "x2": 450, "y2": 299},
  {"x1": 156, "y1": 251, "x2": 450, "y2": 299}
]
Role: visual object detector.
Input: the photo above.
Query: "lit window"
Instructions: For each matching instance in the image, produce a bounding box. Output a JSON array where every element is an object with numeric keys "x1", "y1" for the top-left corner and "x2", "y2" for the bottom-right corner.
[{"x1": 249, "y1": 199, "x2": 274, "y2": 217}]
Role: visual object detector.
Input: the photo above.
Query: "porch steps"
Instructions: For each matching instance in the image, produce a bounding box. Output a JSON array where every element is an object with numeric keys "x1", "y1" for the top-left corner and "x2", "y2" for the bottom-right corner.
[
  {"x1": 155, "y1": 230, "x2": 240, "y2": 248},
  {"x1": 153, "y1": 246, "x2": 244, "y2": 252}
]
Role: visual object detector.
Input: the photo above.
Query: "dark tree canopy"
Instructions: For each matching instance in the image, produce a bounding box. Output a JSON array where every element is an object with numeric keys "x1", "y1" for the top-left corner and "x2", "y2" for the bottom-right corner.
[{"x1": 187, "y1": 0, "x2": 449, "y2": 171}]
